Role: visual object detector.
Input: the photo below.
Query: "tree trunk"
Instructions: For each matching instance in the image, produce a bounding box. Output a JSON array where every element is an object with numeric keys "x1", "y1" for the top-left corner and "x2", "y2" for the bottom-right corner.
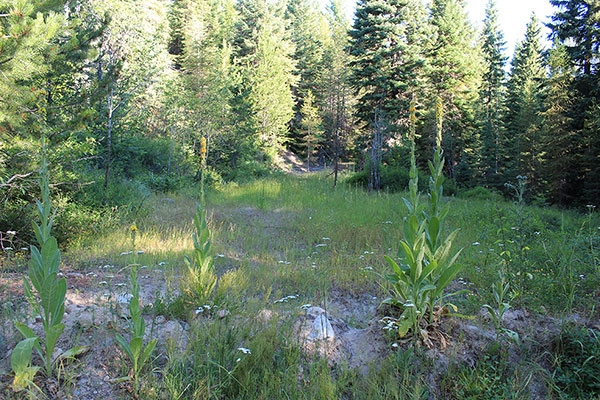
[
  {"x1": 168, "y1": 127, "x2": 175, "y2": 175},
  {"x1": 102, "y1": 88, "x2": 114, "y2": 205}
]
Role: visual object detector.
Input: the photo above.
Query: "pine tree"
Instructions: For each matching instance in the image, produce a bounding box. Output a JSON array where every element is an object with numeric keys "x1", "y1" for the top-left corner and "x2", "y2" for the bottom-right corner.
[
  {"x1": 427, "y1": 0, "x2": 483, "y2": 182},
  {"x1": 582, "y1": 100, "x2": 600, "y2": 205},
  {"x1": 181, "y1": 0, "x2": 237, "y2": 165},
  {"x1": 285, "y1": 0, "x2": 328, "y2": 153},
  {"x1": 548, "y1": 0, "x2": 600, "y2": 77},
  {"x1": 479, "y1": 0, "x2": 507, "y2": 188},
  {"x1": 548, "y1": 0, "x2": 600, "y2": 204},
  {"x1": 322, "y1": 0, "x2": 355, "y2": 185},
  {"x1": 504, "y1": 15, "x2": 545, "y2": 193},
  {"x1": 0, "y1": 0, "x2": 64, "y2": 133},
  {"x1": 348, "y1": 0, "x2": 429, "y2": 129},
  {"x1": 540, "y1": 42, "x2": 578, "y2": 205},
  {"x1": 300, "y1": 90, "x2": 323, "y2": 171},
  {"x1": 348, "y1": 0, "x2": 430, "y2": 189},
  {"x1": 168, "y1": 0, "x2": 187, "y2": 70},
  {"x1": 248, "y1": 16, "x2": 297, "y2": 157}
]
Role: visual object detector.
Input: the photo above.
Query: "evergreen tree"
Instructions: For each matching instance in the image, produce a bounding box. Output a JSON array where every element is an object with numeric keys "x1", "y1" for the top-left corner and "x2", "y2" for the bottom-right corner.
[
  {"x1": 248, "y1": 17, "x2": 297, "y2": 156},
  {"x1": 168, "y1": 0, "x2": 187, "y2": 70},
  {"x1": 548, "y1": 0, "x2": 600, "y2": 77},
  {"x1": 321, "y1": 0, "x2": 355, "y2": 185},
  {"x1": 232, "y1": 0, "x2": 267, "y2": 61},
  {"x1": 285, "y1": 0, "x2": 328, "y2": 152},
  {"x1": 0, "y1": 0, "x2": 64, "y2": 132},
  {"x1": 427, "y1": 0, "x2": 483, "y2": 182},
  {"x1": 479, "y1": 0, "x2": 507, "y2": 188},
  {"x1": 540, "y1": 42, "x2": 578, "y2": 205},
  {"x1": 300, "y1": 90, "x2": 323, "y2": 171},
  {"x1": 348, "y1": 0, "x2": 429, "y2": 130},
  {"x1": 504, "y1": 15, "x2": 545, "y2": 193},
  {"x1": 180, "y1": 0, "x2": 237, "y2": 168},
  {"x1": 348, "y1": 0, "x2": 430, "y2": 189},
  {"x1": 548, "y1": 0, "x2": 600, "y2": 204},
  {"x1": 582, "y1": 100, "x2": 600, "y2": 205}
]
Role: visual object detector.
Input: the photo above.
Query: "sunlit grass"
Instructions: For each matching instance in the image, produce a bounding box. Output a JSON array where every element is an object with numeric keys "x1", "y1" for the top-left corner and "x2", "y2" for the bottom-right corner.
[{"x1": 67, "y1": 171, "x2": 599, "y2": 316}]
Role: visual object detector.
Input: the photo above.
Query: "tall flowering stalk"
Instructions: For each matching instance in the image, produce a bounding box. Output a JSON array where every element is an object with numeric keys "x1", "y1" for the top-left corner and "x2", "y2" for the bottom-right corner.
[
  {"x1": 383, "y1": 98, "x2": 465, "y2": 343},
  {"x1": 184, "y1": 137, "x2": 216, "y2": 302},
  {"x1": 200, "y1": 136, "x2": 207, "y2": 206}
]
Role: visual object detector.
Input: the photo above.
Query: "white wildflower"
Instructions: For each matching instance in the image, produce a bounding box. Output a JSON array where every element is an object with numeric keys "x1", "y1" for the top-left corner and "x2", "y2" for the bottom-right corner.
[{"x1": 274, "y1": 295, "x2": 298, "y2": 304}]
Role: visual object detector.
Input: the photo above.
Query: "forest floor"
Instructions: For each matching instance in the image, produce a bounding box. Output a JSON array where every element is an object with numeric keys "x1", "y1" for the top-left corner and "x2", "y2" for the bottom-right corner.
[{"x1": 1, "y1": 172, "x2": 599, "y2": 399}]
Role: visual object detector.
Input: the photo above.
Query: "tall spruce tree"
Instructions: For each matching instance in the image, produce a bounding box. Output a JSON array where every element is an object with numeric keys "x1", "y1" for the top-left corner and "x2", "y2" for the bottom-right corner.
[
  {"x1": 548, "y1": 0, "x2": 600, "y2": 205},
  {"x1": 504, "y1": 15, "x2": 545, "y2": 193},
  {"x1": 285, "y1": 0, "x2": 328, "y2": 153},
  {"x1": 348, "y1": 0, "x2": 429, "y2": 130},
  {"x1": 300, "y1": 90, "x2": 323, "y2": 171},
  {"x1": 427, "y1": 0, "x2": 483, "y2": 182},
  {"x1": 540, "y1": 42, "x2": 577, "y2": 205},
  {"x1": 348, "y1": 0, "x2": 430, "y2": 189},
  {"x1": 548, "y1": 0, "x2": 600, "y2": 77},
  {"x1": 479, "y1": 0, "x2": 507, "y2": 188},
  {"x1": 322, "y1": 0, "x2": 355, "y2": 185}
]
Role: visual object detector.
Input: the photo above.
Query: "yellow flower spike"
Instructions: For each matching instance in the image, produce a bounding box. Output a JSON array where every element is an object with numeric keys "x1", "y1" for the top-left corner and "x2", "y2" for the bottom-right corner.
[
  {"x1": 200, "y1": 137, "x2": 207, "y2": 166},
  {"x1": 409, "y1": 102, "x2": 417, "y2": 124},
  {"x1": 435, "y1": 97, "x2": 443, "y2": 148},
  {"x1": 130, "y1": 224, "x2": 138, "y2": 232}
]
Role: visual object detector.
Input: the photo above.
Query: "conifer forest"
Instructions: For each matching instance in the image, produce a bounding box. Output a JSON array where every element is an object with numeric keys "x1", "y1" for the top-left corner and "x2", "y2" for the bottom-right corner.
[{"x1": 1, "y1": 0, "x2": 600, "y2": 399}]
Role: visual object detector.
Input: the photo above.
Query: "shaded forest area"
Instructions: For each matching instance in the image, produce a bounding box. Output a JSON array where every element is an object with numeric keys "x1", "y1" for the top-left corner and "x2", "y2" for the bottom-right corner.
[{"x1": 1, "y1": 0, "x2": 599, "y2": 243}]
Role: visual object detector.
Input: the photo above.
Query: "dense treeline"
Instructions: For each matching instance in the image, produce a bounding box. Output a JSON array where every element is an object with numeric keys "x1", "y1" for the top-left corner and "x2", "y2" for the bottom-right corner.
[{"x1": 0, "y1": 0, "x2": 599, "y2": 242}]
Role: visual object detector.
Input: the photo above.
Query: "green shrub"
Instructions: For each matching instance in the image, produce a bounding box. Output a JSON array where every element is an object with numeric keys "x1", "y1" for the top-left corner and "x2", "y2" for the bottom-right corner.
[
  {"x1": 459, "y1": 186, "x2": 503, "y2": 201},
  {"x1": 346, "y1": 164, "x2": 457, "y2": 196},
  {"x1": 552, "y1": 325, "x2": 600, "y2": 398},
  {"x1": 226, "y1": 159, "x2": 280, "y2": 182},
  {"x1": 142, "y1": 172, "x2": 183, "y2": 193}
]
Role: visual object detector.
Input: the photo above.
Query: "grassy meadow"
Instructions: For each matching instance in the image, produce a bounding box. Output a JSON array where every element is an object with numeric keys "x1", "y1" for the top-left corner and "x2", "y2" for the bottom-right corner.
[{"x1": 1, "y1": 172, "x2": 600, "y2": 399}]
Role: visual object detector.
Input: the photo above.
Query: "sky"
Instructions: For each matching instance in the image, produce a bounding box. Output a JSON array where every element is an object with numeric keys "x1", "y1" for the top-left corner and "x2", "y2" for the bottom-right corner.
[
  {"x1": 465, "y1": 0, "x2": 556, "y2": 60},
  {"x1": 333, "y1": 0, "x2": 558, "y2": 61}
]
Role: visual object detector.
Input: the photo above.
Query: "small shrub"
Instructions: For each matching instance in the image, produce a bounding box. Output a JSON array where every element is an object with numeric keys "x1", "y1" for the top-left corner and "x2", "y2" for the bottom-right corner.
[
  {"x1": 346, "y1": 165, "x2": 457, "y2": 196},
  {"x1": 143, "y1": 172, "x2": 182, "y2": 193},
  {"x1": 459, "y1": 186, "x2": 503, "y2": 201}
]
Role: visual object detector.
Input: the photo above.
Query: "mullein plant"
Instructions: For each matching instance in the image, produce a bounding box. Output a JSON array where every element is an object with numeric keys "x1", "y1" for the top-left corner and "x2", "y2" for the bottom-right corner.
[
  {"x1": 184, "y1": 137, "x2": 217, "y2": 303},
  {"x1": 383, "y1": 98, "x2": 465, "y2": 344},
  {"x1": 12, "y1": 146, "x2": 86, "y2": 391},
  {"x1": 114, "y1": 217, "x2": 156, "y2": 393},
  {"x1": 114, "y1": 264, "x2": 157, "y2": 393}
]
